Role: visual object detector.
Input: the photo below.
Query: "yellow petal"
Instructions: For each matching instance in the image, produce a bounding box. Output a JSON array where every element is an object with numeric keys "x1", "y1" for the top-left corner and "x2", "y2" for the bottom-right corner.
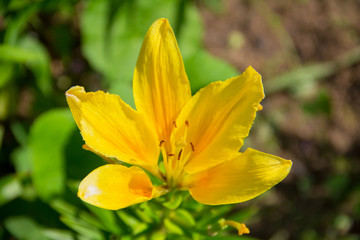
[
  {"x1": 172, "y1": 66, "x2": 264, "y2": 173},
  {"x1": 66, "y1": 86, "x2": 159, "y2": 173},
  {"x1": 133, "y1": 18, "x2": 191, "y2": 142},
  {"x1": 82, "y1": 144, "x2": 115, "y2": 164},
  {"x1": 185, "y1": 148, "x2": 292, "y2": 205},
  {"x1": 78, "y1": 164, "x2": 155, "y2": 210}
]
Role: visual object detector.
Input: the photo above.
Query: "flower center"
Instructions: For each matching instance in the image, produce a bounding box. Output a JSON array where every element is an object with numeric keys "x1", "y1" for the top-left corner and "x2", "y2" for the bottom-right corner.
[{"x1": 159, "y1": 120, "x2": 195, "y2": 188}]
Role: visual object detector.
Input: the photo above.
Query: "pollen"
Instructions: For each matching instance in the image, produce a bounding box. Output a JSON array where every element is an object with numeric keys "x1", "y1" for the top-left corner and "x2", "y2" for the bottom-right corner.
[
  {"x1": 185, "y1": 120, "x2": 189, "y2": 127},
  {"x1": 190, "y1": 142, "x2": 195, "y2": 151},
  {"x1": 177, "y1": 149, "x2": 183, "y2": 160}
]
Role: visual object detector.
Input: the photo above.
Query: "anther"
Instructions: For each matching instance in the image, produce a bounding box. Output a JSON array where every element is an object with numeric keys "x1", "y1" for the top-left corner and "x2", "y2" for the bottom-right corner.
[
  {"x1": 173, "y1": 121, "x2": 177, "y2": 128},
  {"x1": 185, "y1": 120, "x2": 189, "y2": 127},
  {"x1": 190, "y1": 142, "x2": 195, "y2": 151},
  {"x1": 167, "y1": 153, "x2": 175, "y2": 157},
  {"x1": 177, "y1": 149, "x2": 183, "y2": 160},
  {"x1": 159, "y1": 140, "x2": 165, "y2": 147}
]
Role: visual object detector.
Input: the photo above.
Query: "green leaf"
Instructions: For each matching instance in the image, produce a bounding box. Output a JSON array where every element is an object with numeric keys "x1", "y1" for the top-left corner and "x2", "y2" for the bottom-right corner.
[
  {"x1": 4, "y1": 216, "x2": 48, "y2": 240},
  {"x1": 134, "y1": 205, "x2": 154, "y2": 224},
  {"x1": 50, "y1": 199, "x2": 105, "y2": 231},
  {"x1": 176, "y1": 1, "x2": 203, "y2": 58},
  {"x1": 42, "y1": 228, "x2": 75, "y2": 240},
  {"x1": 10, "y1": 121, "x2": 28, "y2": 147},
  {"x1": 164, "y1": 218, "x2": 183, "y2": 235},
  {"x1": 18, "y1": 36, "x2": 52, "y2": 95},
  {"x1": 116, "y1": 210, "x2": 148, "y2": 235},
  {"x1": 150, "y1": 230, "x2": 166, "y2": 240},
  {"x1": 302, "y1": 88, "x2": 331, "y2": 115},
  {"x1": 181, "y1": 195, "x2": 204, "y2": 212},
  {"x1": 0, "y1": 44, "x2": 40, "y2": 63},
  {"x1": 60, "y1": 215, "x2": 105, "y2": 240},
  {"x1": 197, "y1": 205, "x2": 233, "y2": 228},
  {"x1": 0, "y1": 63, "x2": 13, "y2": 89},
  {"x1": 228, "y1": 207, "x2": 258, "y2": 223},
  {"x1": 85, "y1": 203, "x2": 122, "y2": 234},
  {"x1": 0, "y1": 175, "x2": 22, "y2": 206},
  {"x1": 163, "y1": 191, "x2": 183, "y2": 210},
  {"x1": 50, "y1": 199, "x2": 81, "y2": 217},
  {"x1": 64, "y1": 130, "x2": 103, "y2": 180},
  {"x1": 184, "y1": 50, "x2": 239, "y2": 93},
  {"x1": 170, "y1": 209, "x2": 196, "y2": 228},
  {"x1": 0, "y1": 86, "x2": 17, "y2": 120},
  {"x1": 0, "y1": 39, "x2": 52, "y2": 95},
  {"x1": 0, "y1": 0, "x2": 10, "y2": 14},
  {"x1": 12, "y1": 147, "x2": 32, "y2": 177},
  {"x1": 29, "y1": 109, "x2": 75, "y2": 200},
  {"x1": 138, "y1": 201, "x2": 162, "y2": 223},
  {"x1": 4, "y1": 3, "x2": 39, "y2": 44}
]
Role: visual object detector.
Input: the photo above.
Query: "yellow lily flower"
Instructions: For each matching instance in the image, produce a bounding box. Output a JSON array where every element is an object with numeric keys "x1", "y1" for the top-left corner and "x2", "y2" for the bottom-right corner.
[{"x1": 66, "y1": 18, "x2": 292, "y2": 210}]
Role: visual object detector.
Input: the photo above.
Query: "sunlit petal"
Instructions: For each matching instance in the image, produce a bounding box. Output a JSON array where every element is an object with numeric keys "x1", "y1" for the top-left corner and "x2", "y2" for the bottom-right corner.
[
  {"x1": 184, "y1": 148, "x2": 292, "y2": 205},
  {"x1": 133, "y1": 18, "x2": 191, "y2": 142},
  {"x1": 78, "y1": 164, "x2": 155, "y2": 210},
  {"x1": 66, "y1": 86, "x2": 159, "y2": 172},
  {"x1": 172, "y1": 66, "x2": 264, "y2": 173}
]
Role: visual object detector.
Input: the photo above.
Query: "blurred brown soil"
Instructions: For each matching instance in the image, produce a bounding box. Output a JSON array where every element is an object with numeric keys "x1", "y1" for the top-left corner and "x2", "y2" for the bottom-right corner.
[{"x1": 198, "y1": 0, "x2": 360, "y2": 238}]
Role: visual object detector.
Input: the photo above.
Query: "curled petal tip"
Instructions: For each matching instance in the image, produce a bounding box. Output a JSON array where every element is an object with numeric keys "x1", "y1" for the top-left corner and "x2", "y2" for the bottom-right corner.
[
  {"x1": 65, "y1": 86, "x2": 85, "y2": 97},
  {"x1": 157, "y1": 18, "x2": 168, "y2": 23}
]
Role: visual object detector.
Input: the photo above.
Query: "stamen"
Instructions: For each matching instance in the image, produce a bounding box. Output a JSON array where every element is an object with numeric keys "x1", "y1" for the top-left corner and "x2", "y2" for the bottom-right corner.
[
  {"x1": 177, "y1": 149, "x2": 183, "y2": 160},
  {"x1": 173, "y1": 121, "x2": 177, "y2": 128},
  {"x1": 190, "y1": 142, "x2": 195, "y2": 151},
  {"x1": 185, "y1": 120, "x2": 189, "y2": 127},
  {"x1": 159, "y1": 140, "x2": 165, "y2": 147},
  {"x1": 167, "y1": 153, "x2": 175, "y2": 157}
]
